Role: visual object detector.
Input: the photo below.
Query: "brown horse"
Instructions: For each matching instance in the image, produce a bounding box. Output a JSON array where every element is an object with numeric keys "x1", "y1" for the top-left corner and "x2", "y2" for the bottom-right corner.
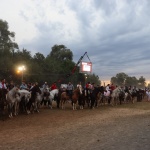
[
  {"x1": 60, "y1": 88, "x2": 81, "y2": 110},
  {"x1": 72, "y1": 88, "x2": 80, "y2": 110},
  {"x1": 60, "y1": 91, "x2": 70, "y2": 109}
]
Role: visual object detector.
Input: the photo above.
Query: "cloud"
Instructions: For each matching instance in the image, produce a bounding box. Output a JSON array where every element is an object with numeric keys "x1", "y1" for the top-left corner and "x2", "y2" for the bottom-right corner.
[{"x1": 1, "y1": 0, "x2": 150, "y2": 82}]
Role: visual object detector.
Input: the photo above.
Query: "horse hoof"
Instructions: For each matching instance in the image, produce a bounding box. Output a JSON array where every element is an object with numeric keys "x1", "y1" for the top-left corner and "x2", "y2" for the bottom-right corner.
[
  {"x1": 48, "y1": 105, "x2": 52, "y2": 109},
  {"x1": 9, "y1": 115, "x2": 13, "y2": 118},
  {"x1": 27, "y1": 111, "x2": 30, "y2": 115}
]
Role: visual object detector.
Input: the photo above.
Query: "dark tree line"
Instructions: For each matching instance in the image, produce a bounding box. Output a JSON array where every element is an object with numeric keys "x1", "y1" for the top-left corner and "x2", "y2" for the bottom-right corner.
[{"x1": 111, "y1": 72, "x2": 146, "y2": 88}]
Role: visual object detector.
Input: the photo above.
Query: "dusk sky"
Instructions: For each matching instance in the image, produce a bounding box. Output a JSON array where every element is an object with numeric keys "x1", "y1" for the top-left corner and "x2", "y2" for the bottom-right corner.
[{"x1": 0, "y1": 0, "x2": 150, "y2": 83}]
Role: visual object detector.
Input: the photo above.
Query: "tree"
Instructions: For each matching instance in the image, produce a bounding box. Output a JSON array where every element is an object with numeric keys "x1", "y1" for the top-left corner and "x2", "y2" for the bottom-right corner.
[
  {"x1": 125, "y1": 76, "x2": 138, "y2": 86},
  {"x1": 0, "y1": 19, "x2": 18, "y2": 56},
  {"x1": 147, "y1": 83, "x2": 150, "y2": 88},
  {"x1": 33, "y1": 52, "x2": 45, "y2": 62},
  {"x1": 0, "y1": 19, "x2": 19, "y2": 80},
  {"x1": 15, "y1": 48, "x2": 32, "y2": 61},
  {"x1": 33, "y1": 52, "x2": 45, "y2": 69},
  {"x1": 48, "y1": 44, "x2": 73, "y2": 61},
  {"x1": 111, "y1": 77, "x2": 117, "y2": 85},
  {"x1": 111, "y1": 72, "x2": 128, "y2": 86},
  {"x1": 138, "y1": 76, "x2": 146, "y2": 88}
]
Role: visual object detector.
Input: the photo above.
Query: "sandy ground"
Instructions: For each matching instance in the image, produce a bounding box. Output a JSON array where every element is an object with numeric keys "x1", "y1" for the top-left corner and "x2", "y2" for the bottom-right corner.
[{"x1": 0, "y1": 101, "x2": 150, "y2": 150}]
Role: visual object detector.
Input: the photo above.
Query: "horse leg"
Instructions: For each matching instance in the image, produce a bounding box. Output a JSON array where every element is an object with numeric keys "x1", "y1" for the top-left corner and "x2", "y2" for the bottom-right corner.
[
  {"x1": 56, "y1": 96, "x2": 60, "y2": 108},
  {"x1": 111, "y1": 97, "x2": 114, "y2": 106},
  {"x1": 36, "y1": 102, "x2": 40, "y2": 113},
  {"x1": 49, "y1": 99, "x2": 53, "y2": 109},
  {"x1": 8, "y1": 103, "x2": 13, "y2": 118},
  {"x1": 35, "y1": 102, "x2": 40, "y2": 113},
  {"x1": 119, "y1": 97, "x2": 122, "y2": 105},
  {"x1": 26, "y1": 99, "x2": 33, "y2": 114},
  {"x1": 60, "y1": 99, "x2": 63, "y2": 109},
  {"x1": 14, "y1": 101, "x2": 17, "y2": 116},
  {"x1": 132, "y1": 97, "x2": 134, "y2": 104},
  {"x1": 104, "y1": 96, "x2": 106, "y2": 105},
  {"x1": 102, "y1": 97, "x2": 104, "y2": 105},
  {"x1": 75, "y1": 103, "x2": 77, "y2": 110},
  {"x1": 108, "y1": 96, "x2": 111, "y2": 105},
  {"x1": 95, "y1": 98, "x2": 98, "y2": 107},
  {"x1": 30, "y1": 102, "x2": 34, "y2": 113},
  {"x1": 0, "y1": 100, "x2": 6, "y2": 121},
  {"x1": 72, "y1": 103, "x2": 74, "y2": 110},
  {"x1": 25, "y1": 101, "x2": 29, "y2": 114},
  {"x1": 116, "y1": 97, "x2": 118, "y2": 105},
  {"x1": 72, "y1": 103, "x2": 77, "y2": 110},
  {"x1": 115, "y1": 98, "x2": 117, "y2": 105},
  {"x1": 48, "y1": 99, "x2": 52, "y2": 109}
]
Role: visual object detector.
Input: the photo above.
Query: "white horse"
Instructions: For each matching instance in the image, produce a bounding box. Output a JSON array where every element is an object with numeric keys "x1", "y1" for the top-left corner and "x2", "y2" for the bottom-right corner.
[
  {"x1": 146, "y1": 90, "x2": 150, "y2": 101},
  {"x1": 103, "y1": 90, "x2": 111, "y2": 105},
  {"x1": 48, "y1": 89, "x2": 59, "y2": 109},
  {"x1": 111, "y1": 87, "x2": 122, "y2": 106},
  {"x1": 18, "y1": 89, "x2": 31, "y2": 114},
  {"x1": 13, "y1": 93, "x2": 21, "y2": 116},
  {"x1": 40, "y1": 87, "x2": 50, "y2": 106},
  {"x1": 31, "y1": 92, "x2": 42, "y2": 113},
  {"x1": 6, "y1": 87, "x2": 19, "y2": 118}
]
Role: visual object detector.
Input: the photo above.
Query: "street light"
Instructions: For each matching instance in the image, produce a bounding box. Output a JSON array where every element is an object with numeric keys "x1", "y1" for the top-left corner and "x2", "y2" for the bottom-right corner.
[{"x1": 18, "y1": 65, "x2": 26, "y2": 81}]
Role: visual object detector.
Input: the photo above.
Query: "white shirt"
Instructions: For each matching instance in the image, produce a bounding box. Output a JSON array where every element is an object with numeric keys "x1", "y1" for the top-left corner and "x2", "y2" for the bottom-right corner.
[
  {"x1": 146, "y1": 91, "x2": 150, "y2": 96},
  {"x1": 0, "y1": 82, "x2": 7, "y2": 89},
  {"x1": 104, "y1": 90, "x2": 110, "y2": 97},
  {"x1": 106, "y1": 86, "x2": 110, "y2": 91}
]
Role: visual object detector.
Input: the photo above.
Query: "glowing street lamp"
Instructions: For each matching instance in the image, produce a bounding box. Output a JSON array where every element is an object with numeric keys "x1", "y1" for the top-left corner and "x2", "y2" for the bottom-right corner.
[{"x1": 18, "y1": 65, "x2": 26, "y2": 81}]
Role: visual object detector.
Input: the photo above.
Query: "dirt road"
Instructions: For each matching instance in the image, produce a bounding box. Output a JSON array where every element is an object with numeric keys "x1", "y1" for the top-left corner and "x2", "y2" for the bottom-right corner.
[{"x1": 0, "y1": 102, "x2": 150, "y2": 150}]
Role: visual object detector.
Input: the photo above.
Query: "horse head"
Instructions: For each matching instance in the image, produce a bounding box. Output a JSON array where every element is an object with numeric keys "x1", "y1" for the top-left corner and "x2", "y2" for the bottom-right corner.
[
  {"x1": 74, "y1": 88, "x2": 81, "y2": 95},
  {"x1": 76, "y1": 85, "x2": 83, "y2": 95}
]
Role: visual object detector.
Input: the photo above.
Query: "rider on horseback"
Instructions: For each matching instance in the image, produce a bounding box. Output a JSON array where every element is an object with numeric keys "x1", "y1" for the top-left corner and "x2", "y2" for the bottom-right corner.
[
  {"x1": 85, "y1": 82, "x2": 91, "y2": 99},
  {"x1": 42, "y1": 82, "x2": 49, "y2": 90},
  {"x1": 51, "y1": 82, "x2": 57, "y2": 90},
  {"x1": 0, "y1": 79, "x2": 7, "y2": 89},
  {"x1": 66, "y1": 82, "x2": 74, "y2": 100},
  {"x1": 41, "y1": 82, "x2": 49, "y2": 106},
  {"x1": 20, "y1": 81, "x2": 28, "y2": 90},
  {"x1": 0, "y1": 79, "x2": 7, "y2": 99},
  {"x1": 28, "y1": 82, "x2": 41, "y2": 113}
]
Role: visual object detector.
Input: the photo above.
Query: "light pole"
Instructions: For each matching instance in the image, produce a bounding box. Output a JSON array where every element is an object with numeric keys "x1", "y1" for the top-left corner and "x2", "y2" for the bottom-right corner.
[
  {"x1": 84, "y1": 74, "x2": 87, "y2": 86},
  {"x1": 103, "y1": 81, "x2": 105, "y2": 87},
  {"x1": 18, "y1": 66, "x2": 26, "y2": 81}
]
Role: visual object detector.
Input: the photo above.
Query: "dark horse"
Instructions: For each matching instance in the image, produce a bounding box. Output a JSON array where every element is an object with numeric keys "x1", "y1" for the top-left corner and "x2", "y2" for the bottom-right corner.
[
  {"x1": 91, "y1": 86, "x2": 101, "y2": 109},
  {"x1": 118, "y1": 90, "x2": 125, "y2": 105},
  {"x1": 0, "y1": 89, "x2": 7, "y2": 120},
  {"x1": 95, "y1": 86, "x2": 105, "y2": 106}
]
